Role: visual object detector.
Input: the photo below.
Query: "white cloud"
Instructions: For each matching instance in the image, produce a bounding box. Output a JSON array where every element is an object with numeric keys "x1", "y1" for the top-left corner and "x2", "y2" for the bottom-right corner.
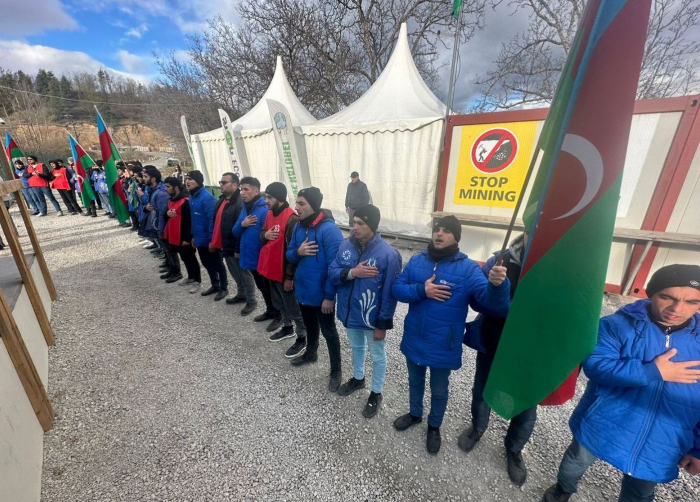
[
  {"x1": 116, "y1": 50, "x2": 151, "y2": 73},
  {"x1": 3, "y1": 0, "x2": 78, "y2": 35},
  {"x1": 0, "y1": 40, "x2": 150, "y2": 84},
  {"x1": 125, "y1": 23, "x2": 149, "y2": 39}
]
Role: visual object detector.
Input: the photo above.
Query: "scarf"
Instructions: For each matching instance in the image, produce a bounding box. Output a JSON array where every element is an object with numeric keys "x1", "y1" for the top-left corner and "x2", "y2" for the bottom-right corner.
[
  {"x1": 189, "y1": 185, "x2": 202, "y2": 197},
  {"x1": 245, "y1": 194, "x2": 261, "y2": 213},
  {"x1": 300, "y1": 210, "x2": 322, "y2": 227},
  {"x1": 272, "y1": 201, "x2": 290, "y2": 217},
  {"x1": 427, "y1": 242, "x2": 459, "y2": 263}
]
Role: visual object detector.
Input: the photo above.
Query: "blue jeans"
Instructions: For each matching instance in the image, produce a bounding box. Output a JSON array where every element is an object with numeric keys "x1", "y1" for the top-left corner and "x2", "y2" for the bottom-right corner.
[
  {"x1": 471, "y1": 350, "x2": 537, "y2": 452},
  {"x1": 32, "y1": 186, "x2": 62, "y2": 214},
  {"x1": 557, "y1": 440, "x2": 657, "y2": 502},
  {"x1": 98, "y1": 192, "x2": 113, "y2": 214},
  {"x1": 346, "y1": 328, "x2": 387, "y2": 393},
  {"x1": 406, "y1": 357, "x2": 451, "y2": 428},
  {"x1": 22, "y1": 187, "x2": 39, "y2": 212}
]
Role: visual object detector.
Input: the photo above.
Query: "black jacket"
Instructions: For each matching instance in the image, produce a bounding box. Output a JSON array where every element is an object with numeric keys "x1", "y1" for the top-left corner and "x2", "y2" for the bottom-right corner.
[
  {"x1": 345, "y1": 180, "x2": 370, "y2": 210},
  {"x1": 214, "y1": 190, "x2": 243, "y2": 256}
]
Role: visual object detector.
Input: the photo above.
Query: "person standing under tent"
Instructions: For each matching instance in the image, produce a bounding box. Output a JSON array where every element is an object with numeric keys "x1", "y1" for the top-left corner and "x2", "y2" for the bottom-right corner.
[
  {"x1": 286, "y1": 187, "x2": 344, "y2": 392},
  {"x1": 391, "y1": 215, "x2": 510, "y2": 455},
  {"x1": 257, "y1": 182, "x2": 307, "y2": 359},
  {"x1": 345, "y1": 171, "x2": 370, "y2": 227},
  {"x1": 328, "y1": 204, "x2": 402, "y2": 418}
]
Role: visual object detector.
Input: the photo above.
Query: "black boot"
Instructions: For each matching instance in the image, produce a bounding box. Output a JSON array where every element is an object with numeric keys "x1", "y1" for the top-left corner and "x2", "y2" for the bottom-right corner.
[
  {"x1": 393, "y1": 413, "x2": 422, "y2": 432},
  {"x1": 426, "y1": 425, "x2": 441, "y2": 455},
  {"x1": 328, "y1": 370, "x2": 342, "y2": 393},
  {"x1": 291, "y1": 351, "x2": 317, "y2": 367},
  {"x1": 457, "y1": 426, "x2": 483, "y2": 453},
  {"x1": 506, "y1": 449, "x2": 527, "y2": 486},
  {"x1": 542, "y1": 483, "x2": 572, "y2": 502}
]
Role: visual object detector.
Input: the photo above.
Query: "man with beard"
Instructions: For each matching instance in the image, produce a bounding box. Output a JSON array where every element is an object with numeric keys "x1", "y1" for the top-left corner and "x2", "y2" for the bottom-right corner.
[
  {"x1": 257, "y1": 182, "x2": 307, "y2": 359},
  {"x1": 163, "y1": 177, "x2": 200, "y2": 286},
  {"x1": 233, "y1": 177, "x2": 281, "y2": 328},
  {"x1": 286, "y1": 187, "x2": 344, "y2": 392},
  {"x1": 391, "y1": 215, "x2": 510, "y2": 455}
]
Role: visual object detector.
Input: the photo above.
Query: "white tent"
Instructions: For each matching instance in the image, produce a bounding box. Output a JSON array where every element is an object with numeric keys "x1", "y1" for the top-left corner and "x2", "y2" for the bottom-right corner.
[
  {"x1": 302, "y1": 23, "x2": 446, "y2": 236},
  {"x1": 191, "y1": 56, "x2": 317, "y2": 185}
]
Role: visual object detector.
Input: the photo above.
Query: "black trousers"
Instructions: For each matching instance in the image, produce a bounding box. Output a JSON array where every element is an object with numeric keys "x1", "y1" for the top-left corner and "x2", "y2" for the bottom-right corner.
[
  {"x1": 57, "y1": 189, "x2": 82, "y2": 213},
  {"x1": 129, "y1": 211, "x2": 139, "y2": 228},
  {"x1": 173, "y1": 244, "x2": 201, "y2": 282},
  {"x1": 160, "y1": 239, "x2": 181, "y2": 274},
  {"x1": 299, "y1": 304, "x2": 341, "y2": 373},
  {"x1": 196, "y1": 246, "x2": 228, "y2": 291},
  {"x1": 251, "y1": 270, "x2": 279, "y2": 317}
]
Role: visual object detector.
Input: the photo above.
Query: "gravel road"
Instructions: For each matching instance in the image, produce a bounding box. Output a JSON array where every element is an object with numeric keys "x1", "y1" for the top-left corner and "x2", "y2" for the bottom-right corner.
[{"x1": 8, "y1": 206, "x2": 696, "y2": 502}]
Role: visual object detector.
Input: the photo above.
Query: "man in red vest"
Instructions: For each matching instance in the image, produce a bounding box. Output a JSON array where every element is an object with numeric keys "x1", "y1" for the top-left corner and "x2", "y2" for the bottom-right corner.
[
  {"x1": 258, "y1": 182, "x2": 307, "y2": 359},
  {"x1": 24, "y1": 155, "x2": 63, "y2": 216},
  {"x1": 163, "y1": 177, "x2": 201, "y2": 286}
]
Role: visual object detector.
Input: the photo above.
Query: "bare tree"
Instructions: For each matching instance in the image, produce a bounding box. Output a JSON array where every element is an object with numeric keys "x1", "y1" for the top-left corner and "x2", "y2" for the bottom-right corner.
[
  {"x1": 473, "y1": 0, "x2": 700, "y2": 110},
  {"x1": 157, "y1": 0, "x2": 491, "y2": 118}
]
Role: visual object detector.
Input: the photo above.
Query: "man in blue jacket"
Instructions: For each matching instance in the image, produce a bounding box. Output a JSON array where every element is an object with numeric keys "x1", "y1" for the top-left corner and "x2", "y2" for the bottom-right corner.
[
  {"x1": 391, "y1": 215, "x2": 509, "y2": 455},
  {"x1": 286, "y1": 187, "x2": 344, "y2": 392},
  {"x1": 13, "y1": 160, "x2": 39, "y2": 214},
  {"x1": 185, "y1": 170, "x2": 220, "y2": 297},
  {"x1": 142, "y1": 166, "x2": 173, "y2": 269},
  {"x1": 232, "y1": 177, "x2": 281, "y2": 326},
  {"x1": 542, "y1": 264, "x2": 700, "y2": 502},
  {"x1": 329, "y1": 204, "x2": 402, "y2": 418}
]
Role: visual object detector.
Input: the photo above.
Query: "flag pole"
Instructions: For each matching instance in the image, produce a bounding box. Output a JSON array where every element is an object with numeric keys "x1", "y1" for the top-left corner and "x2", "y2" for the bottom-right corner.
[{"x1": 441, "y1": 3, "x2": 464, "y2": 140}]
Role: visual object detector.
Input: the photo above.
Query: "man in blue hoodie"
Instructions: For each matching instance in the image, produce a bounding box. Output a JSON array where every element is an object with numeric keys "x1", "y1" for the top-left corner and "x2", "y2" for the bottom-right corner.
[
  {"x1": 391, "y1": 215, "x2": 510, "y2": 455},
  {"x1": 286, "y1": 187, "x2": 344, "y2": 392},
  {"x1": 13, "y1": 160, "x2": 39, "y2": 214},
  {"x1": 185, "y1": 170, "x2": 220, "y2": 297},
  {"x1": 329, "y1": 204, "x2": 402, "y2": 418},
  {"x1": 542, "y1": 264, "x2": 700, "y2": 502}
]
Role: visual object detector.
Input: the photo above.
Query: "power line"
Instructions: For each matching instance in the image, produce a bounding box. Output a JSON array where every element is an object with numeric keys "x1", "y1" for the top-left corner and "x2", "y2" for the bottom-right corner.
[{"x1": 0, "y1": 83, "x2": 218, "y2": 107}]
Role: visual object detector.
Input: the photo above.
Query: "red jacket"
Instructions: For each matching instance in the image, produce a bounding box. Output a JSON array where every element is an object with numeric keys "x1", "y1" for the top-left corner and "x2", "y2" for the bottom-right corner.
[
  {"x1": 51, "y1": 167, "x2": 71, "y2": 190},
  {"x1": 258, "y1": 206, "x2": 296, "y2": 283},
  {"x1": 26, "y1": 163, "x2": 50, "y2": 188}
]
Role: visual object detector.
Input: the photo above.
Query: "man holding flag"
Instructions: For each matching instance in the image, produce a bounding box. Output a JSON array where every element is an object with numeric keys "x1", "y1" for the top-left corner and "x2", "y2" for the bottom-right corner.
[
  {"x1": 69, "y1": 135, "x2": 98, "y2": 218},
  {"x1": 96, "y1": 109, "x2": 130, "y2": 224}
]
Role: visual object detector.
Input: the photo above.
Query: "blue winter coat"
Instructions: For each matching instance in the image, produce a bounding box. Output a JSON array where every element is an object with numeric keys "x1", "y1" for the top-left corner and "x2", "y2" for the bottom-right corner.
[
  {"x1": 91, "y1": 170, "x2": 109, "y2": 194},
  {"x1": 138, "y1": 186, "x2": 149, "y2": 222},
  {"x1": 286, "y1": 211, "x2": 343, "y2": 307},
  {"x1": 189, "y1": 186, "x2": 217, "y2": 247},
  {"x1": 328, "y1": 234, "x2": 402, "y2": 330},
  {"x1": 570, "y1": 300, "x2": 700, "y2": 483},
  {"x1": 232, "y1": 196, "x2": 268, "y2": 270},
  {"x1": 15, "y1": 167, "x2": 30, "y2": 188},
  {"x1": 149, "y1": 183, "x2": 169, "y2": 235},
  {"x1": 392, "y1": 250, "x2": 510, "y2": 370}
]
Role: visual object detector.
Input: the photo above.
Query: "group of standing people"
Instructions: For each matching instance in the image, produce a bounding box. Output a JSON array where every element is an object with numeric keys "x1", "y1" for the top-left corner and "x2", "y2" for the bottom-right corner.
[{"x1": 115, "y1": 162, "x2": 700, "y2": 502}]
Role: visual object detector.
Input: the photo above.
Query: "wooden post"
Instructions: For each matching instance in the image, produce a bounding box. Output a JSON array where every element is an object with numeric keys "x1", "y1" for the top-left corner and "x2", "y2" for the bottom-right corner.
[
  {"x1": 0, "y1": 286, "x2": 54, "y2": 432},
  {"x1": 0, "y1": 181, "x2": 54, "y2": 346}
]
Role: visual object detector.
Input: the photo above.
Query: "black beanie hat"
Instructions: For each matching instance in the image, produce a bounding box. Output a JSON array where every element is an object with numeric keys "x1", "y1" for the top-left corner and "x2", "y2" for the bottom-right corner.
[
  {"x1": 434, "y1": 215, "x2": 462, "y2": 243},
  {"x1": 646, "y1": 264, "x2": 700, "y2": 298},
  {"x1": 265, "y1": 182, "x2": 287, "y2": 203},
  {"x1": 353, "y1": 204, "x2": 380, "y2": 233},
  {"x1": 186, "y1": 170, "x2": 204, "y2": 186},
  {"x1": 298, "y1": 187, "x2": 323, "y2": 212}
]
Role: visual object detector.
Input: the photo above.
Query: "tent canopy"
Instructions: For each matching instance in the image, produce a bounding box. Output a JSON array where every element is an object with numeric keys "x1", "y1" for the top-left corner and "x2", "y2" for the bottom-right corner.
[{"x1": 303, "y1": 23, "x2": 446, "y2": 136}]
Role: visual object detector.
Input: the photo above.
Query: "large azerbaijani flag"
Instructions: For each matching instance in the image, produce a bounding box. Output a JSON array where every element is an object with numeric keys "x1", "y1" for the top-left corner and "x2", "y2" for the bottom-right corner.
[
  {"x1": 484, "y1": 0, "x2": 652, "y2": 419},
  {"x1": 5, "y1": 131, "x2": 24, "y2": 161},
  {"x1": 68, "y1": 134, "x2": 96, "y2": 207},
  {"x1": 95, "y1": 108, "x2": 130, "y2": 223}
]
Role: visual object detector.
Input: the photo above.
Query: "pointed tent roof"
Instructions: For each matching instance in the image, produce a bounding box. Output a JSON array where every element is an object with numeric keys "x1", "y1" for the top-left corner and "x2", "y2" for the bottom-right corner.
[
  {"x1": 303, "y1": 23, "x2": 446, "y2": 135},
  {"x1": 232, "y1": 56, "x2": 317, "y2": 137}
]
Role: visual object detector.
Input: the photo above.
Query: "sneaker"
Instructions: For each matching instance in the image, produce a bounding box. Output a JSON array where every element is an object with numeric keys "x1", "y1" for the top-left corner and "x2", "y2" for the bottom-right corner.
[
  {"x1": 179, "y1": 278, "x2": 195, "y2": 286},
  {"x1": 393, "y1": 413, "x2": 422, "y2": 432},
  {"x1": 457, "y1": 426, "x2": 483, "y2": 454},
  {"x1": 329, "y1": 370, "x2": 342, "y2": 393},
  {"x1": 285, "y1": 338, "x2": 306, "y2": 358},
  {"x1": 362, "y1": 392, "x2": 382, "y2": 419},
  {"x1": 165, "y1": 274, "x2": 183, "y2": 284},
  {"x1": 266, "y1": 318, "x2": 283, "y2": 332},
  {"x1": 39, "y1": 213, "x2": 48, "y2": 217},
  {"x1": 150, "y1": 248, "x2": 163, "y2": 255},
  {"x1": 290, "y1": 351, "x2": 317, "y2": 367},
  {"x1": 506, "y1": 449, "x2": 528, "y2": 486},
  {"x1": 269, "y1": 326, "x2": 295, "y2": 342},
  {"x1": 188, "y1": 282, "x2": 202, "y2": 294},
  {"x1": 542, "y1": 483, "x2": 572, "y2": 502},
  {"x1": 201, "y1": 286, "x2": 217, "y2": 296},
  {"x1": 130, "y1": 226, "x2": 139, "y2": 231},
  {"x1": 143, "y1": 243, "x2": 156, "y2": 250},
  {"x1": 225, "y1": 295, "x2": 246, "y2": 305},
  {"x1": 57, "y1": 211, "x2": 64, "y2": 217},
  {"x1": 160, "y1": 271, "x2": 173, "y2": 280},
  {"x1": 108, "y1": 214, "x2": 116, "y2": 219},
  {"x1": 70, "y1": 211, "x2": 78, "y2": 215},
  {"x1": 82, "y1": 212, "x2": 91, "y2": 217},
  {"x1": 241, "y1": 303, "x2": 257, "y2": 316},
  {"x1": 214, "y1": 290, "x2": 228, "y2": 301},
  {"x1": 120, "y1": 222, "x2": 131, "y2": 227},
  {"x1": 32, "y1": 212, "x2": 40, "y2": 216},
  {"x1": 427, "y1": 426, "x2": 441, "y2": 455},
  {"x1": 338, "y1": 377, "x2": 366, "y2": 397},
  {"x1": 254, "y1": 311, "x2": 275, "y2": 323}
]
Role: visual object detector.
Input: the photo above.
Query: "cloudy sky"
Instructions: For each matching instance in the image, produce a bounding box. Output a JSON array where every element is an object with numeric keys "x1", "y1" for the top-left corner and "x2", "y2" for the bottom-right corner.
[{"x1": 0, "y1": 0, "x2": 527, "y2": 110}]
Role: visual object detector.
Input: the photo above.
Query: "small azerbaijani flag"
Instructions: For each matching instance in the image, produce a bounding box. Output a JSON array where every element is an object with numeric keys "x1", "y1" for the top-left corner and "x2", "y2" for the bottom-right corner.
[
  {"x1": 68, "y1": 134, "x2": 96, "y2": 207},
  {"x1": 95, "y1": 108, "x2": 130, "y2": 223},
  {"x1": 484, "y1": 0, "x2": 653, "y2": 419}
]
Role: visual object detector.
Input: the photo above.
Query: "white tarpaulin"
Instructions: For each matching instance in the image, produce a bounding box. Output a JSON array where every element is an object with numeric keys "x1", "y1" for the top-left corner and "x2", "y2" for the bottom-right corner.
[
  {"x1": 302, "y1": 23, "x2": 446, "y2": 236},
  {"x1": 190, "y1": 57, "x2": 317, "y2": 186}
]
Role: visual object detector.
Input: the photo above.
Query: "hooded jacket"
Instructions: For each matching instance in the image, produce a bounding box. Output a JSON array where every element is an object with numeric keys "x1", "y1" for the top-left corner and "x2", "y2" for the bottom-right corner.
[
  {"x1": 189, "y1": 186, "x2": 217, "y2": 247},
  {"x1": 286, "y1": 210, "x2": 343, "y2": 307},
  {"x1": 329, "y1": 233, "x2": 402, "y2": 330},
  {"x1": 232, "y1": 196, "x2": 268, "y2": 270},
  {"x1": 392, "y1": 249, "x2": 510, "y2": 370},
  {"x1": 570, "y1": 299, "x2": 700, "y2": 483}
]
